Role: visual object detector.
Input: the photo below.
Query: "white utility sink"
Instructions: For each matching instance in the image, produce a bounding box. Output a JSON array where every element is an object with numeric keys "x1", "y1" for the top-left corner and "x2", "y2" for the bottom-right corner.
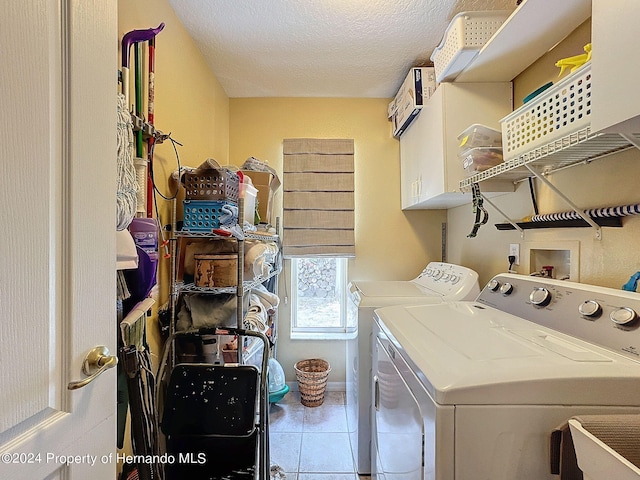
[{"x1": 569, "y1": 417, "x2": 640, "y2": 480}]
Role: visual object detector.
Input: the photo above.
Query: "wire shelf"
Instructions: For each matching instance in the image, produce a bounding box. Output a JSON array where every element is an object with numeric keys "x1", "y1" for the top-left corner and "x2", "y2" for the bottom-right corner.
[
  {"x1": 174, "y1": 264, "x2": 282, "y2": 296},
  {"x1": 175, "y1": 229, "x2": 279, "y2": 243},
  {"x1": 460, "y1": 127, "x2": 637, "y2": 190}
]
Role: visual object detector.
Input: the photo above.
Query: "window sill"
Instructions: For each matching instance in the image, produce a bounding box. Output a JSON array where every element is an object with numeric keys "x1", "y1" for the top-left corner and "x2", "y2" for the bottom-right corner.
[{"x1": 290, "y1": 330, "x2": 357, "y2": 341}]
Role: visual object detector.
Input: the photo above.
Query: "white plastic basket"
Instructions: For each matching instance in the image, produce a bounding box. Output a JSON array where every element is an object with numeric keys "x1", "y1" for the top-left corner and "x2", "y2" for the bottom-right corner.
[
  {"x1": 458, "y1": 123, "x2": 502, "y2": 149},
  {"x1": 431, "y1": 11, "x2": 510, "y2": 83},
  {"x1": 500, "y1": 63, "x2": 592, "y2": 161}
]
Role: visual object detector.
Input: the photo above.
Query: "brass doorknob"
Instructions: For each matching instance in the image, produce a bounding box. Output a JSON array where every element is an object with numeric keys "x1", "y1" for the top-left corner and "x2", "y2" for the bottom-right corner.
[{"x1": 67, "y1": 346, "x2": 118, "y2": 390}]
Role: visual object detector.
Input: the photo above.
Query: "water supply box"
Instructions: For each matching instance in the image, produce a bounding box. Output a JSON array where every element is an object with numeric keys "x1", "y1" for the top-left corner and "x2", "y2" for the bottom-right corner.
[{"x1": 389, "y1": 67, "x2": 437, "y2": 137}]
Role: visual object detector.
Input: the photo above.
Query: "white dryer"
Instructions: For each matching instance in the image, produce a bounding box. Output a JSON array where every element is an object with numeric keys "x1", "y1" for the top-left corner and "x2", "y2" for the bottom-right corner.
[
  {"x1": 346, "y1": 262, "x2": 479, "y2": 474},
  {"x1": 373, "y1": 274, "x2": 640, "y2": 480}
]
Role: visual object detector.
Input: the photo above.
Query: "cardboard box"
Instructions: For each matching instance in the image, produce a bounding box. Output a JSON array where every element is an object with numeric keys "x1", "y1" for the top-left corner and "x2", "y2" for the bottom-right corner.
[
  {"x1": 390, "y1": 67, "x2": 437, "y2": 137},
  {"x1": 241, "y1": 170, "x2": 278, "y2": 224}
]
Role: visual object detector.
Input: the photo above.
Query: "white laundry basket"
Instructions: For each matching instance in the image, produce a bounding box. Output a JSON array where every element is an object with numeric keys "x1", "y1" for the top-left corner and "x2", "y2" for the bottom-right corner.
[
  {"x1": 500, "y1": 63, "x2": 592, "y2": 161},
  {"x1": 431, "y1": 11, "x2": 510, "y2": 82}
]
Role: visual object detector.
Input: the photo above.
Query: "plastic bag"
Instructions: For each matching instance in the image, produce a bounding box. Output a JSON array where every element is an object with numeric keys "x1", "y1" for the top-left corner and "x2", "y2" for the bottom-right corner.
[{"x1": 268, "y1": 358, "x2": 286, "y2": 392}]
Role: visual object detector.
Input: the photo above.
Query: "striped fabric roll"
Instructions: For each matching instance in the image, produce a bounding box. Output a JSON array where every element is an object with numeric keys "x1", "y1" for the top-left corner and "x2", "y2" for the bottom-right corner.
[{"x1": 530, "y1": 204, "x2": 640, "y2": 222}]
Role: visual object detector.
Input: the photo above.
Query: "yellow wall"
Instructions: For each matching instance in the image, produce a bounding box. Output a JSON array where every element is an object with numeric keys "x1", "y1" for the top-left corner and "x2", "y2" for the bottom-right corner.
[
  {"x1": 229, "y1": 98, "x2": 447, "y2": 381},
  {"x1": 446, "y1": 20, "x2": 640, "y2": 288}
]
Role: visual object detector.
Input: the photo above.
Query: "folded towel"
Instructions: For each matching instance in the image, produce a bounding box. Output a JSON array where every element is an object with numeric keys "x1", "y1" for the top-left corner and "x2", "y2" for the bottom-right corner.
[
  {"x1": 176, "y1": 294, "x2": 240, "y2": 331},
  {"x1": 219, "y1": 203, "x2": 238, "y2": 226}
]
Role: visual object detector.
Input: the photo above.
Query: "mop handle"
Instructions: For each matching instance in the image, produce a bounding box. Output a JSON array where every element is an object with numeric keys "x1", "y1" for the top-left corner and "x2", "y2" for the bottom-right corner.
[
  {"x1": 120, "y1": 23, "x2": 165, "y2": 108},
  {"x1": 146, "y1": 35, "x2": 157, "y2": 218},
  {"x1": 121, "y1": 23, "x2": 164, "y2": 69}
]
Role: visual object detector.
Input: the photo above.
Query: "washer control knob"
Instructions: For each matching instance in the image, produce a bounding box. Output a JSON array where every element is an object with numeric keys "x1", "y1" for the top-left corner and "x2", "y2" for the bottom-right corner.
[
  {"x1": 488, "y1": 279, "x2": 501, "y2": 292},
  {"x1": 449, "y1": 275, "x2": 460, "y2": 285},
  {"x1": 499, "y1": 282, "x2": 514, "y2": 295},
  {"x1": 529, "y1": 287, "x2": 552, "y2": 307},
  {"x1": 610, "y1": 307, "x2": 638, "y2": 326},
  {"x1": 432, "y1": 269, "x2": 443, "y2": 280},
  {"x1": 578, "y1": 300, "x2": 602, "y2": 318}
]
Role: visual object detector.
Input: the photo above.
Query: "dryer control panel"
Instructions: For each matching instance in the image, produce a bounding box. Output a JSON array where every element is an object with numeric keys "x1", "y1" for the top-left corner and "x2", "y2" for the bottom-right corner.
[
  {"x1": 477, "y1": 273, "x2": 640, "y2": 360},
  {"x1": 413, "y1": 262, "x2": 480, "y2": 299}
]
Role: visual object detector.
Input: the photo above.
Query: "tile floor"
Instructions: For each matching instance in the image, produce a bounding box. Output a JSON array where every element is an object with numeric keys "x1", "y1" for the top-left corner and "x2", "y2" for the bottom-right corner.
[{"x1": 269, "y1": 390, "x2": 370, "y2": 480}]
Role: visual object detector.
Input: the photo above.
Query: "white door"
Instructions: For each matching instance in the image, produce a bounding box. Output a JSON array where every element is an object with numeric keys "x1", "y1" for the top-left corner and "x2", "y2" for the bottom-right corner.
[{"x1": 0, "y1": 2, "x2": 117, "y2": 479}]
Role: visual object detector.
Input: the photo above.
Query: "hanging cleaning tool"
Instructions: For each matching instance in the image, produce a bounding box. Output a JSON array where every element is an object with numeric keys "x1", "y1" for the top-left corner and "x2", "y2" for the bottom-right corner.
[
  {"x1": 555, "y1": 43, "x2": 591, "y2": 77},
  {"x1": 121, "y1": 24, "x2": 164, "y2": 218},
  {"x1": 116, "y1": 92, "x2": 138, "y2": 231},
  {"x1": 467, "y1": 183, "x2": 489, "y2": 238},
  {"x1": 118, "y1": 298, "x2": 162, "y2": 480},
  {"x1": 120, "y1": 23, "x2": 164, "y2": 112},
  {"x1": 145, "y1": 32, "x2": 170, "y2": 259},
  {"x1": 146, "y1": 32, "x2": 159, "y2": 218}
]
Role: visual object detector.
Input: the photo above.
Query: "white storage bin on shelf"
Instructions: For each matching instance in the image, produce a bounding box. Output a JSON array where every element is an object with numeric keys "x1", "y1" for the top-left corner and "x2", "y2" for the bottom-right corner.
[
  {"x1": 431, "y1": 11, "x2": 511, "y2": 83},
  {"x1": 241, "y1": 182, "x2": 257, "y2": 225},
  {"x1": 501, "y1": 62, "x2": 592, "y2": 161},
  {"x1": 458, "y1": 123, "x2": 502, "y2": 149},
  {"x1": 459, "y1": 147, "x2": 503, "y2": 176}
]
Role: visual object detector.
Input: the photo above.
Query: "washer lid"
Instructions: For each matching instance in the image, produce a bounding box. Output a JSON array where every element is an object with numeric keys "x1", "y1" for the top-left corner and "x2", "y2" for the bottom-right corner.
[
  {"x1": 375, "y1": 302, "x2": 640, "y2": 406},
  {"x1": 352, "y1": 280, "x2": 440, "y2": 297}
]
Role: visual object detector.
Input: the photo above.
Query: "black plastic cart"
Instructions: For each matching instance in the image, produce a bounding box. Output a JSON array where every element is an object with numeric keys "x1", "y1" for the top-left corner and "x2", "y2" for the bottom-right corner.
[{"x1": 161, "y1": 327, "x2": 270, "y2": 479}]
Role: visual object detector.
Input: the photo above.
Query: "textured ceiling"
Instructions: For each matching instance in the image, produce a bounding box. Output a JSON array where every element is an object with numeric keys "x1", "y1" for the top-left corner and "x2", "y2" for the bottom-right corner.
[{"x1": 168, "y1": 0, "x2": 517, "y2": 98}]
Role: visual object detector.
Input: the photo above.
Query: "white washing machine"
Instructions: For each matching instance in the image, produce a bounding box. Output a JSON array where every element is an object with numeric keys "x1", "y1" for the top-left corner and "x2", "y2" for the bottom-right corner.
[
  {"x1": 372, "y1": 273, "x2": 640, "y2": 480},
  {"x1": 346, "y1": 262, "x2": 480, "y2": 474}
]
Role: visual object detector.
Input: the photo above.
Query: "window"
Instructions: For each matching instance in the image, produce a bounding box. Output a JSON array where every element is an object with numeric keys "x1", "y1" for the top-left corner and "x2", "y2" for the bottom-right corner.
[{"x1": 290, "y1": 257, "x2": 355, "y2": 339}]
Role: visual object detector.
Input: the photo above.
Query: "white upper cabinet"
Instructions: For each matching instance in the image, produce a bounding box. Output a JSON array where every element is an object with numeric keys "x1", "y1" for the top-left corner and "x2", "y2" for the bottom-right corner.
[
  {"x1": 400, "y1": 82, "x2": 513, "y2": 210},
  {"x1": 590, "y1": 0, "x2": 640, "y2": 134}
]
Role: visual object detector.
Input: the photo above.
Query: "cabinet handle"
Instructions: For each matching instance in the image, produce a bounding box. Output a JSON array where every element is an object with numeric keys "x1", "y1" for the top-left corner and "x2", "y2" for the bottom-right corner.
[{"x1": 373, "y1": 375, "x2": 380, "y2": 411}]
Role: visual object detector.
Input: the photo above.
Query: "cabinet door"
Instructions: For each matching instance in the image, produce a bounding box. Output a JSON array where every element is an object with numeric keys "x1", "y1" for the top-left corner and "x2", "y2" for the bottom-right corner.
[
  {"x1": 399, "y1": 125, "x2": 420, "y2": 209},
  {"x1": 400, "y1": 83, "x2": 512, "y2": 210},
  {"x1": 400, "y1": 88, "x2": 446, "y2": 210},
  {"x1": 591, "y1": 0, "x2": 640, "y2": 134}
]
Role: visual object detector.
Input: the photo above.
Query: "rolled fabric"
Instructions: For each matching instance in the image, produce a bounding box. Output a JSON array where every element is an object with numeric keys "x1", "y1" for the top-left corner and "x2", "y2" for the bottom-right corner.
[
  {"x1": 251, "y1": 284, "x2": 280, "y2": 312},
  {"x1": 530, "y1": 203, "x2": 640, "y2": 222}
]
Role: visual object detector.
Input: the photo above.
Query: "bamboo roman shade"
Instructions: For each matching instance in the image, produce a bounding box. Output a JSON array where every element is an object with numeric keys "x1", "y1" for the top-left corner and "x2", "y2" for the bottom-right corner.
[{"x1": 282, "y1": 138, "x2": 355, "y2": 258}]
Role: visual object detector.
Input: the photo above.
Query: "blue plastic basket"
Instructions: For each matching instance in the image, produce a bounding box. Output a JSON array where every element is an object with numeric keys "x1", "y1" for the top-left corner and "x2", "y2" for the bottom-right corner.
[{"x1": 182, "y1": 200, "x2": 238, "y2": 232}]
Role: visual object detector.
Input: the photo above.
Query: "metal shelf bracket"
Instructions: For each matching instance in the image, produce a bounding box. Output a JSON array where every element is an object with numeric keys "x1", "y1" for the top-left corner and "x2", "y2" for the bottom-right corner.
[
  {"x1": 525, "y1": 164, "x2": 602, "y2": 240},
  {"x1": 620, "y1": 133, "x2": 640, "y2": 151},
  {"x1": 480, "y1": 192, "x2": 525, "y2": 238}
]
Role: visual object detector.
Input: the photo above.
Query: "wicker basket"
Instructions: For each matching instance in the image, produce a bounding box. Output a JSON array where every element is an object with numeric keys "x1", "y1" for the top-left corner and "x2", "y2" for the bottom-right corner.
[{"x1": 294, "y1": 359, "x2": 331, "y2": 407}]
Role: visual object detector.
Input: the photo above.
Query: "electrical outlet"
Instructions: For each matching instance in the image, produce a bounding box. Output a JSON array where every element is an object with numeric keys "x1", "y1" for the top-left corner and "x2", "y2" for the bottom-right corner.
[{"x1": 509, "y1": 243, "x2": 520, "y2": 266}]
